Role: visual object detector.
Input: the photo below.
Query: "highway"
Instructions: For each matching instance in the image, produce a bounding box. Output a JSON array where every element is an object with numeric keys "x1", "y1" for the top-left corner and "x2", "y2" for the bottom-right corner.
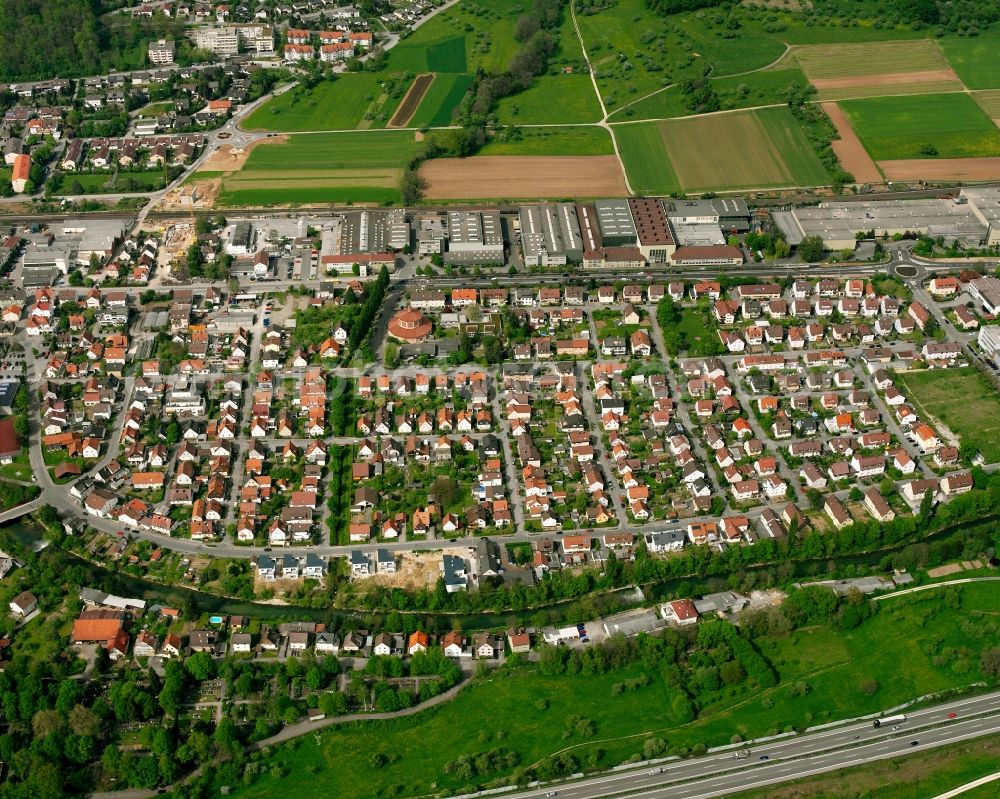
[{"x1": 483, "y1": 690, "x2": 1000, "y2": 799}]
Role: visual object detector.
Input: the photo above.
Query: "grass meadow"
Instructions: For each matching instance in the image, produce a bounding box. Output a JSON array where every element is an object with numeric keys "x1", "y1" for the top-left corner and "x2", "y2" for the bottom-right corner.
[
  {"x1": 476, "y1": 125, "x2": 613, "y2": 156},
  {"x1": 939, "y1": 31, "x2": 1000, "y2": 90},
  {"x1": 227, "y1": 581, "x2": 1000, "y2": 799},
  {"x1": 895, "y1": 366, "x2": 1000, "y2": 463},
  {"x1": 242, "y1": 74, "x2": 399, "y2": 132},
  {"x1": 495, "y1": 73, "x2": 603, "y2": 124},
  {"x1": 841, "y1": 93, "x2": 1000, "y2": 160}
]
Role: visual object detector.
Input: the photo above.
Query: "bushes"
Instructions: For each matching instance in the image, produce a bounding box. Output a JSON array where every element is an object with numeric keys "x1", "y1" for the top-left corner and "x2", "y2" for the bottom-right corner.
[{"x1": 697, "y1": 621, "x2": 777, "y2": 689}]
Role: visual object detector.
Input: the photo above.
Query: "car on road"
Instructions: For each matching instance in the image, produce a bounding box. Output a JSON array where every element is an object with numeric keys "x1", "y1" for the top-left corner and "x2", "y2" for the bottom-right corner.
[
  {"x1": 910, "y1": 740, "x2": 919, "y2": 746},
  {"x1": 948, "y1": 712, "x2": 957, "y2": 719},
  {"x1": 648, "y1": 767, "x2": 664, "y2": 775},
  {"x1": 545, "y1": 793, "x2": 557, "y2": 797},
  {"x1": 758, "y1": 755, "x2": 769, "y2": 761}
]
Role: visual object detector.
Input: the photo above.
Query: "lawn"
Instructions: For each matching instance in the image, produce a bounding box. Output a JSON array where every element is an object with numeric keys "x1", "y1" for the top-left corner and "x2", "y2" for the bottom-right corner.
[
  {"x1": 617, "y1": 106, "x2": 828, "y2": 194},
  {"x1": 496, "y1": 73, "x2": 602, "y2": 124},
  {"x1": 726, "y1": 735, "x2": 1000, "y2": 799},
  {"x1": 407, "y1": 73, "x2": 473, "y2": 128},
  {"x1": 136, "y1": 100, "x2": 175, "y2": 118},
  {"x1": 614, "y1": 122, "x2": 681, "y2": 195},
  {"x1": 939, "y1": 31, "x2": 1000, "y2": 90},
  {"x1": 476, "y1": 125, "x2": 613, "y2": 156},
  {"x1": 840, "y1": 93, "x2": 1000, "y2": 160},
  {"x1": 895, "y1": 366, "x2": 1000, "y2": 464},
  {"x1": 218, "y1": 131, "x2": 420, "y2": 206},
  {"x1": 242, "y1": 74, "x2": 401, "y2": 131},
  {"x1": 229, "y1": 581, "x2": 1000, "y2": 799}
]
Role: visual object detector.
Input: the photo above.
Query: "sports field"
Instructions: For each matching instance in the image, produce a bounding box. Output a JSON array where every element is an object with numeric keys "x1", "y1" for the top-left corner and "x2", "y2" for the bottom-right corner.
[
  {"x1": 217, "y1": 131, "x2": 420, "y2": 207},
  {"x1": 840, "y1": 93, "x2": 1000, "y2": 160},
  {"x1": 896, "y1": 367, "x2": 1000, "y2": 463},
  {"x1": 242, "y1": 75, "x2": 401, "y2": 131},
  {"x1": 615, "y1": 106, "x2": 828, "y2": 194}
]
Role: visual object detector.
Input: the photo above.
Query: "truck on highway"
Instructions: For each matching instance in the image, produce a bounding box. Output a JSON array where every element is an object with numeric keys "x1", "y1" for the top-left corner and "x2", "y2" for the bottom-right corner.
[{"x1": 873, "y1": 714, "x2": 906, "y2": 728}]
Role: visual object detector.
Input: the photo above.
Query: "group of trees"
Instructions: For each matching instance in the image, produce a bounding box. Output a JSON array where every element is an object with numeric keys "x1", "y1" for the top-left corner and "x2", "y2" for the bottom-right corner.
[
  {"x1": 349, "y1": 264, "x2": 390, "y2": 351},
  {"x1": 645, "y1": 0, "x2": 728, "y2": 15}
]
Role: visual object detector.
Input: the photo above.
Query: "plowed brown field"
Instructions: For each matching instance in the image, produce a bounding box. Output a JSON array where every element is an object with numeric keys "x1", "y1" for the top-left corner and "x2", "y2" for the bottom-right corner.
[
  {"x1": 879, "y1": 157, "x2": 1000, "y2": 181},
  {"x1": 420, "y1": 155, "x2": 627, "y2": 199},
  {"x1": 821, "y1": 102, "x2": 882, "y2": 184}
]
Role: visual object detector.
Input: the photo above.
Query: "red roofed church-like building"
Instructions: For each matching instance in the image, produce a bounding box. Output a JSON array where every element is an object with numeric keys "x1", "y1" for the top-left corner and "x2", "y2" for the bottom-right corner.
[{"x1": 387, "y1": 308, "x2": 433, "y2": 343}]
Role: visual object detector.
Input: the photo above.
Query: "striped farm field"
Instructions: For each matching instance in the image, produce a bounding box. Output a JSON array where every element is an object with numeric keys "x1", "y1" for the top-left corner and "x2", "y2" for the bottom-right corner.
[
  {"x1": 614, "y1": 122, "x2": 682, "y2": 195},
  {"x1": 616, "y1": 106, "x2": 828, "y2": 194},
  {"x1": 217, "y1": 130, "x2": 420, "y2": 206},
  {"x1": 972, "y1": 90, "x2": 1000, "y2": 122},
  {"x1": 791, "y1": 40, "x2": 953, "y2": 80},
  {"x1": 407, "y1": 73, "x2": 472, "y2": 128},
  {"x1": 789, "y1": 40, "x2": 962, "y2": 99}
]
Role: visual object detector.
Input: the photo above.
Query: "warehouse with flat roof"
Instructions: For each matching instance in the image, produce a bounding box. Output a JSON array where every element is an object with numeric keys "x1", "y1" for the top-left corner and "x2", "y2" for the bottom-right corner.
[
  {"x1": 594, "y1": 199, "x2": 637, "y2": 246},
  {"x1": 444, "y1": 210, "x2": 504, "y2": 265},
  {"x1": 629, "y1": 198, "x2": 675, "y2": 264},
  {"x1": 773, "y1": 199, "x2": 987, "y2": 251},
  {"x1": 517, "y1": 203, "x2": 583, "y2": 266}
]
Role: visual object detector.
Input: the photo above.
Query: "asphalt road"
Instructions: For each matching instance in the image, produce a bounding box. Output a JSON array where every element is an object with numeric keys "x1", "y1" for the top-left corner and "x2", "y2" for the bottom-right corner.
[{"x1": 489, "y1": 690, "x2": 1000, "y2": 799}]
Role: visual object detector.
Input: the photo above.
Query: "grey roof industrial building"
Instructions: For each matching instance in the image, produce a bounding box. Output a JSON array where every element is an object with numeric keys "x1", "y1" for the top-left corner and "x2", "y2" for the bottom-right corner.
[
  {"x1": 444, "y1": 210, "x2": 504, "y2": 265},
  {"x1": 773, "y1": 198, "x2": 989, "y2": 251},
  {"x1": 517, "y1": 203, "x2": 583, "y2": 266},
  {"x1": 593, "y1": 199, "x2": 637, "y2": 246}
]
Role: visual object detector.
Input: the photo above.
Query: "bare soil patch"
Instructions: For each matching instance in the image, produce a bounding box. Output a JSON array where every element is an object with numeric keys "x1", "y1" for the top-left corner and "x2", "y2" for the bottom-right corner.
[
  {"x1": 420, "y1": 155, "x2": 627, "y2": 199},
  {"x1": 359, "y1": 551, "x2": 446, "y2": 591},
  {"x1": 879, "y1": 156, "x2": 1000, "y2": 181},
  {"x1": 199, "y1": 136, "x2": 288, "y2": 172},
  {"x1": 821, "y1": 102, "x2": 882, "y2": 184},
  {"x1": 389, "y1": 74, "x2": 435, "y2": 128},
  {"x1": 812, "y1": 69, "x2": 960, "y2": 90}
]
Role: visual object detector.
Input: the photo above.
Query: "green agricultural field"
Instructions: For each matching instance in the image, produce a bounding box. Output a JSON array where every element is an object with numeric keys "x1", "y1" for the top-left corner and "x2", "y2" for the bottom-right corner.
[
  {"x1": 226, "y1": 581, "x2": 1000, "y2": 799},
  {"x1": 616, "y1": 106, "x2": 827, "y2": 194},
  {"x1": 789, "y1": 39, "x2": 952, "y2": 81},
  {"x1": 613, "y1": 122, "x2": 681, "y2": 194},
  {"x1": 496, "y1": 73, "x2": 602, "y2": 124},
  {"x1": 217, "y1": 131, "x2": 420, "y2": 206},
  {"x1": 841, "y1": 93, "x2": 1000, "y2": 160},
  {"x1": 939, "y1": 31, "x2": 1000, "y2": 90},
  {"x1": 476, "y1": 125, "x2": 613, "y2": 156},
  {"x1": 407, "y1": 73, "x2": 472, "y2": 127},
  {"x1": 972, "y1": 89, "x2": 1000, "y2": 120},
  {"x1": 242, "y1": 74, "x2": 402, "y2": 131},
  {"x1": 895, "y1": 366, "x2": 1000, "y2": 463}
]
